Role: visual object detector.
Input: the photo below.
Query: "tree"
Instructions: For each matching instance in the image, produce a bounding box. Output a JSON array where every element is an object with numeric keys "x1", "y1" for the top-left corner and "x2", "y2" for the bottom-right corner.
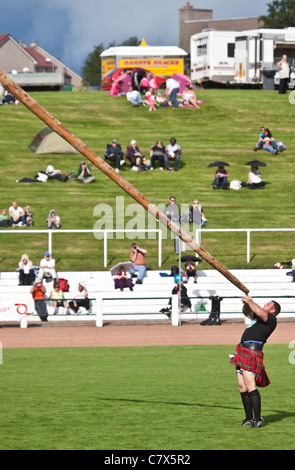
[
  {"x1": 81, "y1": 37, "x2": 140, "y2": 86},
  {"x1": 81, "y1": 43, "x2": 104, "y2": 87},
  {"x1": 259, "y1": 0, "x2": 295, "y2": 28}
]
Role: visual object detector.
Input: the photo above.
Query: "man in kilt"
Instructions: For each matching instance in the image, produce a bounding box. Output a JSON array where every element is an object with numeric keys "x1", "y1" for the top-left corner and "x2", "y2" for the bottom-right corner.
[{"x1": 230, "y1": 295, "x2": 281, "y2": 428}]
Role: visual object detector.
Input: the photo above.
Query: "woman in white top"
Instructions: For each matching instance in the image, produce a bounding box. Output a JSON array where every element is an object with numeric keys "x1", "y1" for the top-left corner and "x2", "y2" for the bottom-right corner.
[
  {"x1": 247, "y1": 166, "x2": 265, "y2": 189},
  {"x1": 181, "y1": 85, "x2": 200, "y2": 108},
  {"x1": 277, "y1": 55, "x2": 290, "y2": 94},
  {"x1": 18, "y1": 254, "x2": 36, "y2": 285}
]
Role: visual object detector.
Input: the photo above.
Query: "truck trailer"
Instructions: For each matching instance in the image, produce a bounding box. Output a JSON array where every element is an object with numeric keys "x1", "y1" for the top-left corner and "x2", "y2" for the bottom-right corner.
[{"x1": 190, "y1": 30, "x2": 238, "y2": 86}]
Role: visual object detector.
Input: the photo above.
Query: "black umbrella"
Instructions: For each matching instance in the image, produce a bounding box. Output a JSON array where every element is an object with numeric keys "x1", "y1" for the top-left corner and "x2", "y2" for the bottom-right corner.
[
  {"x1": 208, "y1": 161, "x2": 230, "y2": 168},
  {"x1": 245, "y1": 160, "x2": 267, "y2": 167},
  {"x1": 179, "y1": 255, "x2": 202, "y2": 263}
]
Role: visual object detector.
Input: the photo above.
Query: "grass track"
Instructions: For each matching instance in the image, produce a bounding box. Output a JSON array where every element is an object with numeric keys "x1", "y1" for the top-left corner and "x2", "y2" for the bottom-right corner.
[{"x1": 0, "y1": 345, "x2": 294, "y2": 450}]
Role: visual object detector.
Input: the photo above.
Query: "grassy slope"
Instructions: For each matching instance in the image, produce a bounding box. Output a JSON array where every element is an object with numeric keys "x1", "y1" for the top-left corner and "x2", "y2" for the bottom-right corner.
[{"x1": 0, "y1": 88, "x2": 294, "y2": 271}]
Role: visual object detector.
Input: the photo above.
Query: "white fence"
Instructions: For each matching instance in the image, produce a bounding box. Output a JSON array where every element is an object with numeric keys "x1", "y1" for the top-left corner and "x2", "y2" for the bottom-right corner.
[{"x1": 0, "y1": 228, "x2": 294, "y2": 266}]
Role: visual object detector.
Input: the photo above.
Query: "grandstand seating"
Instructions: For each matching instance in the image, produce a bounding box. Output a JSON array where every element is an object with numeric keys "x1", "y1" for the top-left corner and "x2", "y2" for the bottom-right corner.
[{"x1": 0, "y1": 268, "x2": 294, "y2": 325}]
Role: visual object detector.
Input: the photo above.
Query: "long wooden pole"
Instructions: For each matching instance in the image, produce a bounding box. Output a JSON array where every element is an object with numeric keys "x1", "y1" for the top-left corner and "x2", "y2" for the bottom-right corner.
[{"x1": 0, "y1": 70, "x2": 249, "y2": 294}]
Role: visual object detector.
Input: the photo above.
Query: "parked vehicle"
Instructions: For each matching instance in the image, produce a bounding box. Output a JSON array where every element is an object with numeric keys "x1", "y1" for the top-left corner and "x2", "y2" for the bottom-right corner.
[
  {"x1": 234, "y1": 28, "x2": 295, "y2": 89},
  {"x1": 101, "y1": 67, "x2": 166, "y2": 91},
  {"x1": 190, "y1": 30, "x2": 239, "y2": 86}
]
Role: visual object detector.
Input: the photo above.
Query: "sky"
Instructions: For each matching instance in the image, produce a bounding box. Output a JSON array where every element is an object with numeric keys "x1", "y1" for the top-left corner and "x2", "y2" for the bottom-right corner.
[{"x1": 0, "y1": 0, "x2": 270, "y2": 75}]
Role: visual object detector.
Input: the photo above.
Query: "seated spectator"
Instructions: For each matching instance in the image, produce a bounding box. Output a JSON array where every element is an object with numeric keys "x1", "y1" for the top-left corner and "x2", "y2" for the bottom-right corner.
[
  {"x1": 77, "y1": 161, "x2": 96, "y2": 183},
  {"x1": 254, "y1": 127, "x2": 278, "y2": 154},
  {"x1": 50, "y1": 281, "x2": 70, "y2": 315},
  {"x1": 39, "y1": 251, "x2": 57, "y2": 283},
  {"x1": 189, "y1": 200, "x2": 207, "y2": 227},
  {"x1": 69, "y1": 281, "x2": 90, "y2": 313},
  {"x1": 30, "y1": 278, "x2": 48, "y2": 321},
  {"x1": 9, "y1": 201, "x2": 26, "y2": 227},
  {"x1": 165, "y1": 277, "x2": 192, "y2": 315},
  {"x1": 212, "y1": 166, "x2": 229, "y2": 189},
  {"x1": 180, "y1": 85, "x2": 200, "y2": 108},
  {"x1": 114, "y1": 266, "x2": 134, "y2": 292},
  {"x1": 126, "y1": 140, "x2": 144, "y2": 171},
  {"x1": 126, "y1": 86, "x2": 144, "y2": 107},
  {"x1": 164, "y1": 137, "x2": 182, "y2": 171},
  {"x1": 247, "y1": 166, "x2": 265, "y2": 189},
  {"x1": 184, "y1": 261, "x2": 197, "y2": 284},
  {"x1": 156, "y1": 93, "x2": 169, "y2": 107},
  {"x1": 24, "y1": 205, "x2": 34, "y2": 226},
  {"x1": 113, "y1": 79, "x2": 126, "y2": 96},
  {"x1": 0, "y1": 208, "x2": 11, "y2": 226},
  {"x1": 253, "y1": 126, "x2": 266, "y2": 151},
  {"x1": 47, "y1": 210, "x2": 61, "y2": 229},
  {"x1": 104, "y1": 140, "x2": 125, "y2": 173},
  {"x1": 3, "y1": 90, "x2": 19, "y2": 105},
  {"x1": 18, "y1": 254, "x2": 36, "y2": 285},
  {"x1": 150, "y1": 140, "x2": 165, "y2": 170},
  {"x1": 261, "y1": 128, "x2": 279, "y2": 154},
  {"x1": 46, "y1": 165, "x2": 65, "y2": 181},
  {"x1": 144, "y1": 87, "x2": 157, "y2": 111}
]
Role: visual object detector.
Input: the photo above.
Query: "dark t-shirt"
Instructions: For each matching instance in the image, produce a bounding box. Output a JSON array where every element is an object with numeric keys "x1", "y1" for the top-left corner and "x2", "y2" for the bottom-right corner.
[{"x1": 241, "y1": 313, "x2": 277, "y2": 343}]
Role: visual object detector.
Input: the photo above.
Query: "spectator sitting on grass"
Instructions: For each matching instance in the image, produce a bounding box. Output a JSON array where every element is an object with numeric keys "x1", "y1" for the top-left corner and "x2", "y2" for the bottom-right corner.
[
  {"x1": 47, "y1": 210, "x2": 60, "y2": 229},
  {"x1": 0, "y1": 208, "x2": 11, "y2": 226},
  {"x1": 9, "y1": 201, "x2": 26, "y2": 227},
  {"x1": 77, "y1": 161, "x2": 96, "y2": 183},
  {"x1": 24, "y1": 205, "x2": 34, "y2": 226}
]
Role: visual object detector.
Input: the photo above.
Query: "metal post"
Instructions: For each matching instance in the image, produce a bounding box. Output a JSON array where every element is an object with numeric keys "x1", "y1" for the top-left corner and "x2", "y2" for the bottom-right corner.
[
  {"x1": 171, "y1": 293, "x2": 180, "y2": 326},
  {"x1": 48, "y1": 230, "x2": 52, "y2": 254},
  {"x1": 247, "y1": 230, "x2": 250, "y2": 263},
  {"x1": 104, "y1": 231, "x2": 107, "y2": 268},
  {"x1": 158, "y1": 229, "x2": 162, "y2": 267},
  {"x1": 96, "y1": 296, "x2": 103, "y2": 327}
]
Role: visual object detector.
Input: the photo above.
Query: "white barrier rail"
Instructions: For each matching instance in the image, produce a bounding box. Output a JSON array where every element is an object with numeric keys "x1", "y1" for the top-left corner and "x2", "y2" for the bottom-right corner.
[
  {"x1": 0, "y1": 227, "x2": 294, "y2": 265},
  {"x1": 0, "y1": 229, "x2": 162, "y2": 267},
  {"x1": 195, "y1": 228, "x2": 295, "y2": 263}
]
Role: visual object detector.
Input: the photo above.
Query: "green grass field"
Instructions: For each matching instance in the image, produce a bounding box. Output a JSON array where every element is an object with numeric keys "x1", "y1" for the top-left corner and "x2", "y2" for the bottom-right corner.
[
  {"x1": 0, "y1": 88, "x2": 294, "y2": 272},
  {"x1": 0, "y1": 344, "x2": 294, "y2": 450}
]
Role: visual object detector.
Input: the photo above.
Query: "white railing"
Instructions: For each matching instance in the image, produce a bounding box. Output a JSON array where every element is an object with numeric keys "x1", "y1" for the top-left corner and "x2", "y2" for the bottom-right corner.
[
  {"x1": 0, "y1": 229, "x2": 162, "y2": 267},
  {"x1": 195, "y1": 228, "x2": 295, "y2": 263},
  {"x1": 0, "y1": 227, "x2": 294, "y2": 265}
]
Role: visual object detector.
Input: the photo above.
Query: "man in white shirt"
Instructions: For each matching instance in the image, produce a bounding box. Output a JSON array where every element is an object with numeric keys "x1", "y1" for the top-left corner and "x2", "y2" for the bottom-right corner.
[
  {"x1": 165, "y1": 78, "x2": 180, "y2": 108},
  {"x1": 164, "y1": 137, "x2": 182, "y2": 171},
  {"x1": 39, "y1": 251, "x2": 57, "y2": 282},
  {"x1": 126, "y1": 86, "x2": 143, "y2": 106},
  {"x1": 9, "y1": 201, "x2": 26, "y2": 227},
  {"x1": 291, "y1": 258, "x2": 295, "y2": 282}
]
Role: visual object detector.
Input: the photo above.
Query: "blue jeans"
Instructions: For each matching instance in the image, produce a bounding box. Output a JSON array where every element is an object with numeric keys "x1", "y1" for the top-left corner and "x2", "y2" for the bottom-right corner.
[
  {"x1": 164, "y1": 153, "x2": 180, "y2": 170},
  {"x1": 262, "y1": 144, "x2": 276, "y2": 154},
  {"x1": 169, "y1": 88, "x2": 179, "y2": 108},
  {"x1": 129, "y1": 264, "x2": 147, "y2": 282},
  {"x1": 215, "y1": 176, "x2": 228, "y2": 188}
]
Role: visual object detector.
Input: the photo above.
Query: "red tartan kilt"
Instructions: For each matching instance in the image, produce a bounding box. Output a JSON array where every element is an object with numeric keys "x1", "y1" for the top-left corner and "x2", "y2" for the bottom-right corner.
[{"x1": 230, "y1": 344, "x2": 270, "y2": 387}]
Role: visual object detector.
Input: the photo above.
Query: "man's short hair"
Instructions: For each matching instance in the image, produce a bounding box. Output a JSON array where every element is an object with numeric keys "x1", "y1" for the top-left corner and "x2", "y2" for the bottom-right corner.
[{"x1": 271, "y1": 300, "x2": 281, "y2": 316}]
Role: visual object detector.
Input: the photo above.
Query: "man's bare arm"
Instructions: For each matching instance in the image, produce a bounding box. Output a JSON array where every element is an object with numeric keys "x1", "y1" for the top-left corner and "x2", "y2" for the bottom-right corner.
[{"x1": 242, "y1": 295, "x2": 268, "y2": 322}]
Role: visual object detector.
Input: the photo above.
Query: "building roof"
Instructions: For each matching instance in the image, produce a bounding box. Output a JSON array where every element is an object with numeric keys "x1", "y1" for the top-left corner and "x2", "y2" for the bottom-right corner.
[
  {"x1": 25, "y1": 46, "x2": 53, "y2": 68},
  {"x1": 101, "y1": 42, "x2": 188, "y2": 58},
  {"x1": 0, "y1": 34, "x2": 9, "y2": 44}
]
